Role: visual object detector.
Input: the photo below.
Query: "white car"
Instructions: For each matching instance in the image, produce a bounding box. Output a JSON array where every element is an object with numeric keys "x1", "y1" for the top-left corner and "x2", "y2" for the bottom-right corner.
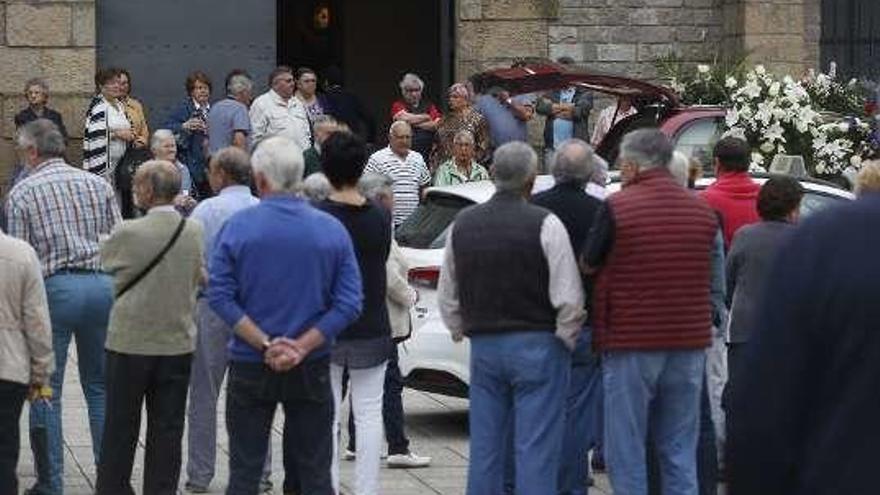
[{"x1": 395, "y1": 174, "x2": 854, "y2": 398}]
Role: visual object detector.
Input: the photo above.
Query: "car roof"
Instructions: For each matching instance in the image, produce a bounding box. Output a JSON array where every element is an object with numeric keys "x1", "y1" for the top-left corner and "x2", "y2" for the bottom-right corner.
[
  {"x1": 424, "y1": 174, "x2": 854, "y2": 204},
  {"x1": 473, "y1": 62, "x2": 680, "y2": 106}
]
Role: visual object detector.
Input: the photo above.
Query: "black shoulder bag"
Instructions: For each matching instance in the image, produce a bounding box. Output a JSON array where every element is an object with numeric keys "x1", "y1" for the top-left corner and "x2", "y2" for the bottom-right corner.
[{"x1": 115, "y1": 218, "x2": 187, "y2": 299}]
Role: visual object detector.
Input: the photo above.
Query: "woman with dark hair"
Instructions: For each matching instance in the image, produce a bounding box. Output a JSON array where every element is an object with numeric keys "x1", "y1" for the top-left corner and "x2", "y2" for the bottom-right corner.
[
  {"x1": 724, "y1": 175, "x2": 804, "y2": 437},
  {"x1": 117, "y1": 69, "x2": 149, "y2": 150},
  {"x1": 314, "y1": 131, "x2": 392, "y2": 495},
  {"x1": 84, "y1": 67, "x2": 133, "y2": 185},
  {"x1": 164, "y1": 70, "x2": 213, "y2": 199},
  {"x1": 294, "y1": 67, "x2": 327, "y2": 124}
]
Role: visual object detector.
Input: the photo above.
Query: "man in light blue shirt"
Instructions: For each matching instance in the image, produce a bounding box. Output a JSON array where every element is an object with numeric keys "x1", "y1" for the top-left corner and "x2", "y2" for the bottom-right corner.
[{"x1": 184, "y1": 146, "x2": 261, "y2": 493}]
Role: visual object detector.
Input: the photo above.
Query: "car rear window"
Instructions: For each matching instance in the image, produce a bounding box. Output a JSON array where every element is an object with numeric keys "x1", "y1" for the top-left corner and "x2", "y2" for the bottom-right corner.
[{"x1": 395, "y1": 193, "x2": 475, "y2": 249}]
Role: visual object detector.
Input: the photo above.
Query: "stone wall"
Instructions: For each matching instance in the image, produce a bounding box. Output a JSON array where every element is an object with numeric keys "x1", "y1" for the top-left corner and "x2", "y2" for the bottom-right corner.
[
  {"x1": 0, "y1": 0, "x2": 96, "y2": 195},
  {"x1": 722, "y1": 0, "x2": 821, "y2": 76},
  {"x1": 550, "y1": 0, "x2": 724, "y2": 81}
]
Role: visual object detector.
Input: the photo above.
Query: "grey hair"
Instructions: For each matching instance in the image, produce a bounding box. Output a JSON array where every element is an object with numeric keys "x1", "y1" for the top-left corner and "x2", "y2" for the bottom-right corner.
[
  {"x1": 312, "y1": 114, "x2": 338, "y2": 131},
  {"x1": 227, "y1": 73, "x2": 253, "y2": 96},
  {"x1": 492, "y1": 141, "x2": 537, "y2": 193},
  {"x1": 210, "y1": 146, "x2": 252, "y2": 185},
  {"x1": 453, "y1": 130, "x2": 474, "y2": 145},
  {"x1": 619, "y1": 129, "x2": 673, "y2": 170},
  {"x1": 399, "y1": 73, "x2": 424, "y2": 91},
  {"x1": 24, "y1": 77, "x2": 49, "y2": 94},
  {"x1": 150, "y1": 129, "x2": 175, "y2": 153},
  {"x1": 550, "y1": 138, "x2": 596, "y2": 185},
  {"x1": 389, "y1": 120, "x2": 411, "y2": 136},
  {"x1": 251, "y1": 136, "x2": 304, "y2": 192},
  {"x1": 668, "y1": 151, "x2": 690, "y2": 187},
  {"x1": 358, "y1": 172, "x2": 393, "y2": 201},
  {"x1": 136, "y1": 160, "x2": 181, "y2": 202},
  {"x1": 16, "y1": 119, "x2": 65, "y2": 158},
  {"x1": 590, "y1": 155, "x2": 609, "y2": 185},
  {"x1": 301, "y1": 172, "x2": 332, "y2": 201}
]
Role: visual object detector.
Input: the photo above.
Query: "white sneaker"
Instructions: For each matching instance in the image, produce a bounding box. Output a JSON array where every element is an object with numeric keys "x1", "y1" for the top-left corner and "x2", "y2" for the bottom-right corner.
[
  {"x1": 343, "y1": 448, "x2": 356, "y2": 461},
  {"x1": 386, "y1": 452, "x2": 432, "y2": 468}
]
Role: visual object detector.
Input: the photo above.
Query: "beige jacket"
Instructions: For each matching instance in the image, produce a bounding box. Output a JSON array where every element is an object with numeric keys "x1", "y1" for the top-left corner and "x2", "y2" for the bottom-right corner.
[
  {"x1": 0, "y1": 233, "x2": 54, "y2": 385},
  {"x1": 387, "y1": 240, "x2": 417, "y2": 340},
  {"x1": 101, "y1": 207, "x2": 203, "y2": 355}
]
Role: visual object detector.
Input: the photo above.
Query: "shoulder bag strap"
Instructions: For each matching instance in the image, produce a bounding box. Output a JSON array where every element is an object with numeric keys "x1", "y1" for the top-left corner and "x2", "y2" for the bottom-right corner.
[{"x1": 115, "y1": 218, "x2": 187, "y2": 299}]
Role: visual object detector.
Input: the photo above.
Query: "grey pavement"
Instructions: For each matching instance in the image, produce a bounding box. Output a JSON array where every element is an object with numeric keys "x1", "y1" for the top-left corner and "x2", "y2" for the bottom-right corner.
[{"x1": 16, "y1": 349, "x2": 613, "y2": 494}]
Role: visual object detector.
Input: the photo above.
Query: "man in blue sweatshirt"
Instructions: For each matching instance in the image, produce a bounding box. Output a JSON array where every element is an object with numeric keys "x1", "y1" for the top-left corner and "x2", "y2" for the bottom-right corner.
[{"x1": 208, "y1": 136, "x2": 363, "y2": 495}]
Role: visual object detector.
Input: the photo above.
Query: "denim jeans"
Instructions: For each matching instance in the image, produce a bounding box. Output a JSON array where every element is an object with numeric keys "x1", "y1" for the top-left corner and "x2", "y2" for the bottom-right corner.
[
  {"x1": 647, "y1": 373, "x2": 718, "y2": 495},
  {"x1": 0, "y1": 380, "x2": 28, "y2": 495},
  {"x1": 603, "y1": 350, "x2": 705, "y2": 495},
  {"x1": 559, "y1": 329, "x2": 603, "y2": 495},
  {"x1": 95, "y1": 352, "x2": 192, "y2": 495},
  {"x1": 30, "y1": 272, "x2": 113, "y2": 494},
  {"x1": 226, "y1": 359, "x2": 334, "y2": 495},
  {"x1": 467, "y1": 332, "x2": 570, "y2": 495}
]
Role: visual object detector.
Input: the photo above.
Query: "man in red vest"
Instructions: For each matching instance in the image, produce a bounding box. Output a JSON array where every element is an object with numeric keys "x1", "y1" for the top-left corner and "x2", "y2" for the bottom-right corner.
[
  {"x1": 700, "y1": 137, "x2": 761, "y2": 249},
  {"x1": 583, "y1": 129, "x2": 718, "y2": 495}
]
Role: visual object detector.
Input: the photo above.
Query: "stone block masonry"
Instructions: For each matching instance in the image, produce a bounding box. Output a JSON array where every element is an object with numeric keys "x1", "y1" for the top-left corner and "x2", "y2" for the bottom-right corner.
[{"x1": 0, "y1": 1, "x2": 96, "y2": 196}]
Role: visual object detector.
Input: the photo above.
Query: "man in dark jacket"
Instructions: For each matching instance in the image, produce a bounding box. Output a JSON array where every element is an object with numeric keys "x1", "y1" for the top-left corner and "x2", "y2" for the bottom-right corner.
[
  {"x1": 727, "y1": 190, "x2": 880, "y2": 495},
  {"x1": 535, "y1": 57, "x2": 593, "y2": 166},
  {"x1": 532, "y1": 138, "x2": 602, "y2": 495},
  {"x1": 583, "y1": 129, "x2": 717, "y2": 495},
  {"x1": 439, "y1": 141, "x2": 586, "y2": 495}
]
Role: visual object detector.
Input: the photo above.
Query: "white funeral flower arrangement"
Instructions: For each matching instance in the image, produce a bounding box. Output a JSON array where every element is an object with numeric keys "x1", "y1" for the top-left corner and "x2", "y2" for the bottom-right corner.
[{"x1": 723, "y1": 65, "x2": 866, "y2": 176}]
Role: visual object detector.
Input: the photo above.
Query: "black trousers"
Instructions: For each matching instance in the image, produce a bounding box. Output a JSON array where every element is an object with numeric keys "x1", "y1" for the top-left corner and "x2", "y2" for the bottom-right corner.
[
  {"x1": 0, "y1": 380, "x2": 27, "y2": 495},
  {"x1": 227, "y1": 358, "x2": 334, "y2": 495},
  {"x1": 95, "y1": 351, "x2": 192, "y2": 495}
]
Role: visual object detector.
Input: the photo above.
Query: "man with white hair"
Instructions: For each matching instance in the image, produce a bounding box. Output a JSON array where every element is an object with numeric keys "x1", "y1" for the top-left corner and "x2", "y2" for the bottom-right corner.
[
  {"x1": 582, "y1": 129, "x2": 718, "y2": 495},
  {"x1": 532, "y1": 138, "x2": 602, "y2": 495},
  {"x1": 365, "y1": 121, "x2": 431, "y2": 226},
  {"x1": 433, "y1": 130, "x2": 490, "y2": 186},
  {"x1": 390, "y1": 73, "x2": 442, "y2": 161},
  {"x1": 208, "y1": 71, "x2": 254, "y2": 153},
  {"x1": 438, "y1": 141, "x2": 586, "y2": 495},
  {"x1": 207, "y1": 136, "x2": 362, "y2": 494},
  {"x1": 184, "y1": 146, "x2": 262, "y2": 493}
]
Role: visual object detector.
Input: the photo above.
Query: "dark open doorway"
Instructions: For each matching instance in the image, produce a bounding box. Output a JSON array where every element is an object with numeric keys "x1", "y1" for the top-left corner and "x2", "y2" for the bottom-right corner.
[{"x1": 278, "y1": 0, "x2": 455, "y2": 145}]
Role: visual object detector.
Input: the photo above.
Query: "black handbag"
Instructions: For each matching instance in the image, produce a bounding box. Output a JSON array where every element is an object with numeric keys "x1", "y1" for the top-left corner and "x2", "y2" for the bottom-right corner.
[{"x1": 115, "y1": 146, "x2": 151, "y2": 193}]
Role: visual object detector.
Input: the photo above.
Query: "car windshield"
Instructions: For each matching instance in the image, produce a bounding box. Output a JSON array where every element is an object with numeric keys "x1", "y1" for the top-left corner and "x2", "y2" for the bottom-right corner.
[{"x1": 395, "y1": 193, "x2": 475, "y2": 249}]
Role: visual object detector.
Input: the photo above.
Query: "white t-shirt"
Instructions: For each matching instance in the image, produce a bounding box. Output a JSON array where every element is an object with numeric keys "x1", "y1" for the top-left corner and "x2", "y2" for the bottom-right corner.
[{"x1": 106, "y1": 101, "x2": 131, "y2": 168}]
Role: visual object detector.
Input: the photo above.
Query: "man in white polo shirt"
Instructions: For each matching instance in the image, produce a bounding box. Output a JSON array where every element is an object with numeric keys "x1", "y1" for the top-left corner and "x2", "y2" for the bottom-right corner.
[
  {"x1": 364, "y1": 121, "x2": 431, "y2": 227},
  {"x1": 249, "y1": 66, "x2": 312, "y2": 151}
]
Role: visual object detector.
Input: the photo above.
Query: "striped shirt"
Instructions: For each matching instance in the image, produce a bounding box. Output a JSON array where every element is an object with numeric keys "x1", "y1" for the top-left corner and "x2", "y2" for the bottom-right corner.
[
  {"x1": 364, "y1": 147, "x2": 430, "y2": 226},
  {"x1": 5, "y1": 158, "x2": 121, "y2": 277}
]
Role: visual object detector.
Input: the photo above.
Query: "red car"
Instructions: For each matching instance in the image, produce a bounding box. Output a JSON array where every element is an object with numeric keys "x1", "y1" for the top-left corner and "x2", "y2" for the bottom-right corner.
[{"x1": 473, "y1": 62, "x2": 727, "y2": 167}]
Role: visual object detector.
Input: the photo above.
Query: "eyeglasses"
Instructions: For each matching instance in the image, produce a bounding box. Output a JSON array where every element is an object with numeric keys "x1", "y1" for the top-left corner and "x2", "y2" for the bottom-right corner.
[{"x1": 404, "y1": 87, "x2": 422, "y2": 93}]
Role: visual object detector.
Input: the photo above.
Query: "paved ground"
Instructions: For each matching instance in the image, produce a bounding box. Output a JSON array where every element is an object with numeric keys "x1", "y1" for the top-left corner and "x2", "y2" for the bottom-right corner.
[{"x1": 16, "y1": 350, "x2": 614, "y2": 494}]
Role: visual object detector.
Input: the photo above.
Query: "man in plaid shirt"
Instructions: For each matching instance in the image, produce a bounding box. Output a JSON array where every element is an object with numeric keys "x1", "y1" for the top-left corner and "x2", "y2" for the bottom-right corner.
[{"x1": 5, "y1": 119, "x2": 120, "y2": 494}]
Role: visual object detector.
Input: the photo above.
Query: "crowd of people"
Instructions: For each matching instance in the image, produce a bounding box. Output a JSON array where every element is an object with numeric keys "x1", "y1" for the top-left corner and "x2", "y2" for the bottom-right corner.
[{"x1": 3, "y1": 55, "x2": 880, "y2": 495}]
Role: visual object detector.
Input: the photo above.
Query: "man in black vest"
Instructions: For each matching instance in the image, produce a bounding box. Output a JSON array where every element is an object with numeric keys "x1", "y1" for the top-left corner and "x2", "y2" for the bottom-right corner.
[
  {"x1": 532, "y1": 138, "x2": 603, "y2": 495},
  {"x1": 438, "y1": 141, "x2": 586, "y2": 495}
]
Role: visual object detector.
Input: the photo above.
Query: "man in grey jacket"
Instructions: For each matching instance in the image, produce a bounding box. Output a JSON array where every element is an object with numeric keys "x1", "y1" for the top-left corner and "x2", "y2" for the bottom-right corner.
[
  {"x1": 0, "y1": 230, "x2": 53, "y2": 495},
  {"x1": 725, "y1": 176, "x2": 804, "y2": 415}
]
